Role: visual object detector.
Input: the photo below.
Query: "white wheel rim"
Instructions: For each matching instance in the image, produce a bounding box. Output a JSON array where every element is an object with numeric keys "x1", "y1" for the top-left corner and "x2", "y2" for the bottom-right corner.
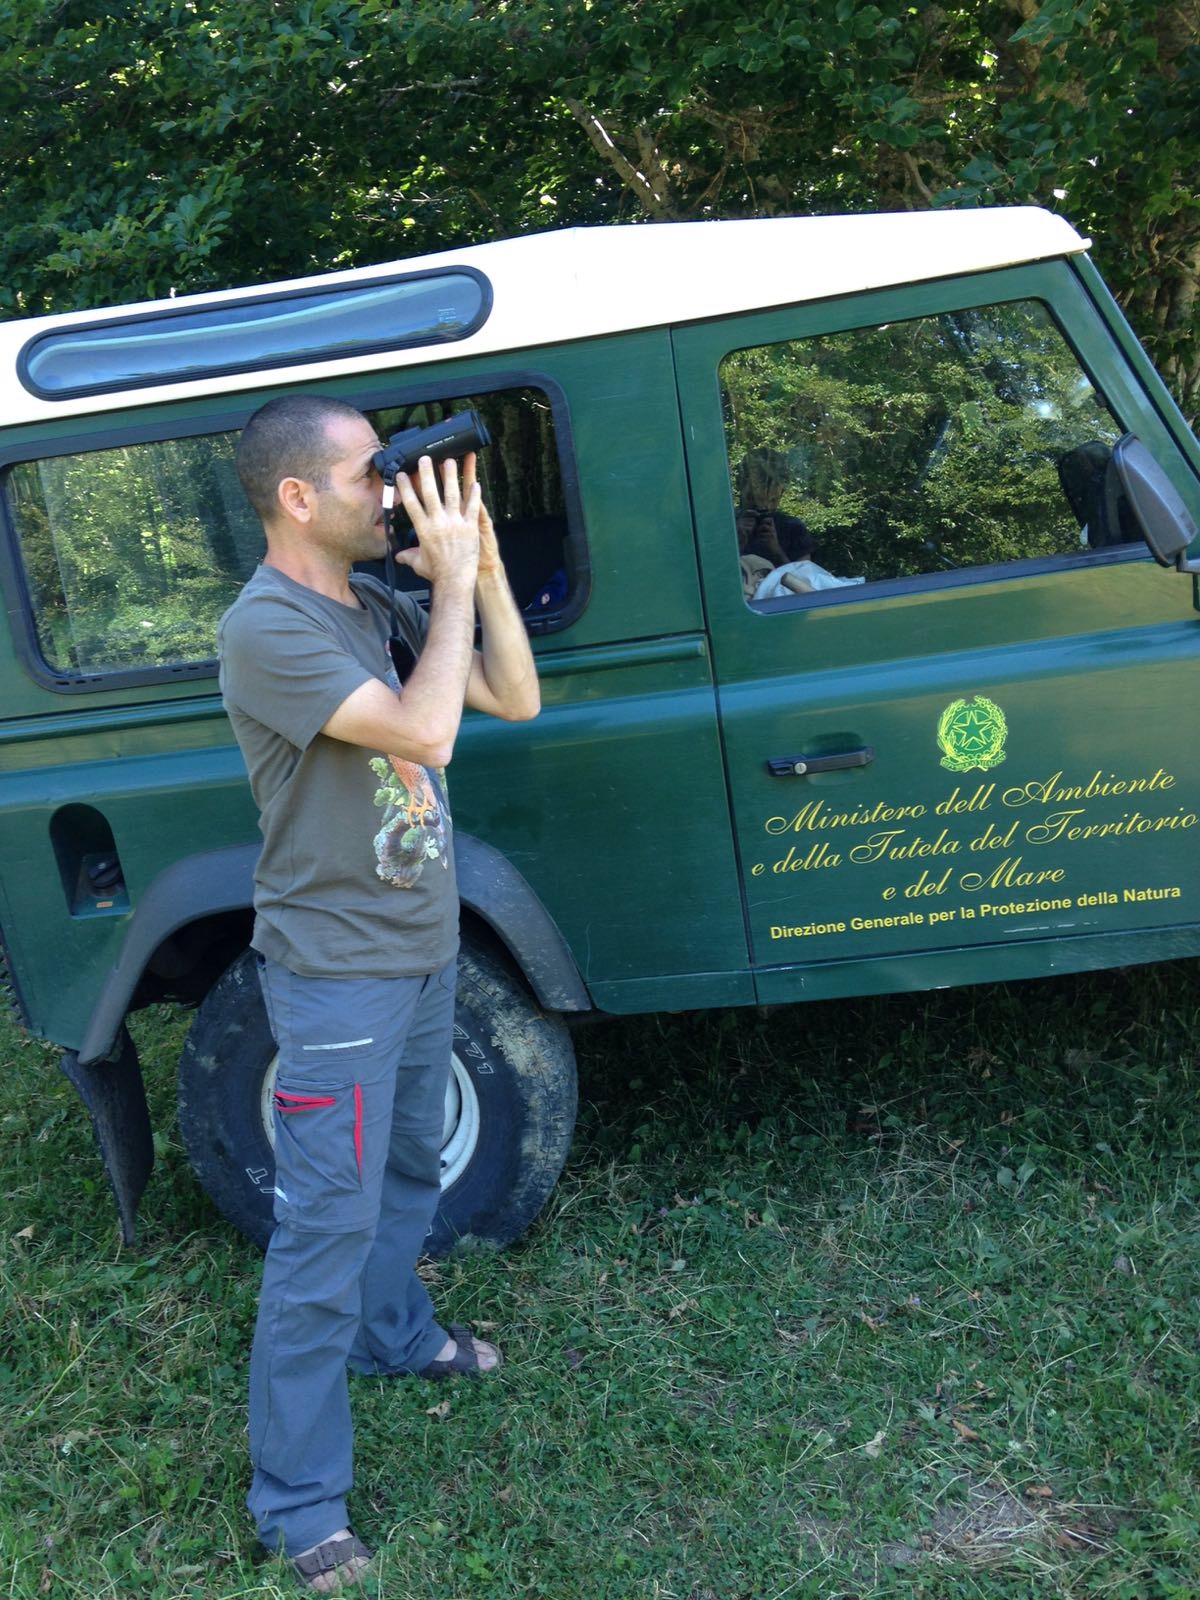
[{"x1": 260, "y1": 1049, "x2": 481, "y2": 1192}]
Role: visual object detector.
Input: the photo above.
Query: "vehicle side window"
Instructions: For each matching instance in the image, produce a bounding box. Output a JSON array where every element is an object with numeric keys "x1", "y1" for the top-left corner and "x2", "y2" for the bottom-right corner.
[
  {"x1": 720, "y1": 300, "x2": 1133, "y2": 607},
  {"x1": 3, "y1": 384, "x2": 575, "y2": 681},
  {"x1": 8, "y1": 434, "x2": 259, "y2": 673},
  {"x1": 367, "y1": 388, "x2": 571, "y2": 620}
]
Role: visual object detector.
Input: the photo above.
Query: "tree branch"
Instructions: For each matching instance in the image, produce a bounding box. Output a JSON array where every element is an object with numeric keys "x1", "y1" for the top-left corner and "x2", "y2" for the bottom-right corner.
[
  {"x1": 898, "y1": 149, "x2": 936, "y2": 206},
  {"x1": 379, "y1": 77, "x2": 484, "y2": 98},
  {"x1": 563, "y1": 98, "x2": 676, "y2": 217},
  {"x1": 633, "y1": 124, "x2": 675, "y2": 212}
]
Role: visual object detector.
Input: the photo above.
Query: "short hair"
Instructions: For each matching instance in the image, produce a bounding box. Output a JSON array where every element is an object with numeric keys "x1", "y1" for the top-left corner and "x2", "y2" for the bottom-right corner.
[{"x1": 235, "y1": 393, "x2": 366, "y2": 521}]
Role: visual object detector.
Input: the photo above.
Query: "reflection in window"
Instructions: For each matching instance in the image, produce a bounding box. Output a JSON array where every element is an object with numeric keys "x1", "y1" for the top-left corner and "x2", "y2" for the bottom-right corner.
[
  {"x1": 7, "y1": 434, "x2": 260, "y2": 672},
  {"x1": 366, "y1": 388, "x2": 571, "y2": 623},
  {"x1": 721, "y1": 301, "x2": 1133, "y2": 605},
  {"x1": 4, "y1": 386, "x2": 576, "y2": 680}
]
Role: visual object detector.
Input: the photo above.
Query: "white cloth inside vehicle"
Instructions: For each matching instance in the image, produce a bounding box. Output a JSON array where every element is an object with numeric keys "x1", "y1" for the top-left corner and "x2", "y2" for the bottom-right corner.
[{"x1": 754, "y1": 560, "x2": 865, "y2": 600}]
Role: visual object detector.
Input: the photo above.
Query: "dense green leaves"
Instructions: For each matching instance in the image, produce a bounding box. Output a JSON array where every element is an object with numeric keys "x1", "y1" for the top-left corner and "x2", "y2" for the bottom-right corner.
[{"x1": 0, "y1": 1, "x2": 1196, "y2": 419}]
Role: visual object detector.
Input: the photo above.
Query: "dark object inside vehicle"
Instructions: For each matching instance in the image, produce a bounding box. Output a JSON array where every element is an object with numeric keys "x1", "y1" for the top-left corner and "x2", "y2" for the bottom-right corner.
[{"x1": 1056, "y1": 439, "x2": 1137, "y2": 550}]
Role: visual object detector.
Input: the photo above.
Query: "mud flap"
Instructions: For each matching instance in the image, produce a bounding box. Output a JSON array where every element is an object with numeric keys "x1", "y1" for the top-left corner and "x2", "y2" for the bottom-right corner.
[{"x1": 59, "y1": 1025, "x2": 153, "y2": 1245}]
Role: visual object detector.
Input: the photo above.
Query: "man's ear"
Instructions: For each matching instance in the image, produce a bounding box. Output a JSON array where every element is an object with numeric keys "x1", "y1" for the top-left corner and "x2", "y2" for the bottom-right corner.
[{"x1": 277, "y1": 475, "x2": 316, "y2": 523}]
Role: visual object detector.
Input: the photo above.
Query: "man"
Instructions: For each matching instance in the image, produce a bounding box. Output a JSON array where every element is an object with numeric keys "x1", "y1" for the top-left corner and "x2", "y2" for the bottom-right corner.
[{"x1": 218, "y1": 392, "x2": 540, "y2": 1591}]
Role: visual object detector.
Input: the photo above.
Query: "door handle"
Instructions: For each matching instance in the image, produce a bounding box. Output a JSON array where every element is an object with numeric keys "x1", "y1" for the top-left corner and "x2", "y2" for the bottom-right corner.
[{"x1": 766, "y1": 746, "x2": 874, "y2": 777}]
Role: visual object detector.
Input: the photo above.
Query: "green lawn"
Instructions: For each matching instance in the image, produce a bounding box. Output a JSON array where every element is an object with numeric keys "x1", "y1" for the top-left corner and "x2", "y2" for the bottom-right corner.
[{"x1": 2, "y1": 961, "x2": 1198, "y2": 1598}]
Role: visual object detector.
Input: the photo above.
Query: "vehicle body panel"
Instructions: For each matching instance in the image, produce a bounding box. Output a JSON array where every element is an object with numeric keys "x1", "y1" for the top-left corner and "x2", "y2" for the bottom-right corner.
[
  {"x1": 0, "y1": 213, "x2": 1194, "y2": 1064},
  {"x1": 673, "y1": 259, "x2": 1200, "y2": 1001}
]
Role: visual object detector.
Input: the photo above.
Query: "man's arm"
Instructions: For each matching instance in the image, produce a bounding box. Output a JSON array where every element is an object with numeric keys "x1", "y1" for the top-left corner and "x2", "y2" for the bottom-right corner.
[
  {"x1": 464, "y1": 567, "x2": 541, "y2": 721},
  {"x1": 321, "y1": 457, "x2": 481, "y2": 767},
  {"x1": 461, "y1": 457, "x2": 540, "y2": 722},
  {"x1": 319, "y1": 582, "x2": 477, "y2": 768}
]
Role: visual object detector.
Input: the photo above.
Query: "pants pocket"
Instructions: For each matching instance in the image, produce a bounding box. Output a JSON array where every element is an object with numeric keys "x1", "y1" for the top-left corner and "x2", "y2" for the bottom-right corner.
[
  {"x1": 256, "y1": 953, "x2": 279, "y2": 1043},
  {"x1": 271, "y1": 1075, "x2": 373, "y2": 1233}
]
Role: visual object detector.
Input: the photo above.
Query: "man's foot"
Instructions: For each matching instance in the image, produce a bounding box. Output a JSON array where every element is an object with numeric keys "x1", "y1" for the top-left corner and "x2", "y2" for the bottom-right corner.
[
  {"x1": 290, "y1": 1529, "x2": 373, "y2": 1593},
  {"x1": 432, "y1": 1333, "x2": 501, "y2": 1370},
  {"x1": 419, "y1": 1321, "x2": 502, "y2": 1378}
]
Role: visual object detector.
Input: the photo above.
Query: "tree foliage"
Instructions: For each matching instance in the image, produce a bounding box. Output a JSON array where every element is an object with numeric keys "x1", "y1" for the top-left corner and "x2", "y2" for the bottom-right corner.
[{"x1": 0, "y1": 0, "x2": 1196, "y2": 419}]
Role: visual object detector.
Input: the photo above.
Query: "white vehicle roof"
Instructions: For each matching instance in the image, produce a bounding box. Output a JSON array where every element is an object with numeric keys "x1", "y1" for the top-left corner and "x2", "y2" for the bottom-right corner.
[{"x1": 0, "y1": 208, "x2": 1087, "y2": 424}]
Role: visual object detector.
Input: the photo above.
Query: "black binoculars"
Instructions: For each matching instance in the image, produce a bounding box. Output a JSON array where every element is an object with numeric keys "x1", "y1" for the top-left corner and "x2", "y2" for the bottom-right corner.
[{"x1": 373, "y1": 408, "x2": 491, "y2": 482}]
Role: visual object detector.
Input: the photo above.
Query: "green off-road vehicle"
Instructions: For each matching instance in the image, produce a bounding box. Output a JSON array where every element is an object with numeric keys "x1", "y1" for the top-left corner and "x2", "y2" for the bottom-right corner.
[{"x1": 0, "y1": 207, "x2": 1196, "y2": 1249}]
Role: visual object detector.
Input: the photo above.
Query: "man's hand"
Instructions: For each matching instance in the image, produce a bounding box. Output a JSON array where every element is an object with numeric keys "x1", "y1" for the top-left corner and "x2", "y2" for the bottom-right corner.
[
  {"x1": 461, "y1": 452, "x2": 503, "y2": 579},
  {"x1": 394, "y1": 455, "x2": 481, "y2": 588}
]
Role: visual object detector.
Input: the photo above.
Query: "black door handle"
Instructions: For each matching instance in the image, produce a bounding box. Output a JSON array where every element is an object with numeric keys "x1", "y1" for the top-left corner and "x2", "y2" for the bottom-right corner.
[{"x1": 766, "y1": 746, "x2": 874, "y2": 777}]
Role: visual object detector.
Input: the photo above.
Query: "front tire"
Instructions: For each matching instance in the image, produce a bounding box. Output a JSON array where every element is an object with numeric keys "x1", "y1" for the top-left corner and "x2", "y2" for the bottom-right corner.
[{"x1": 177, "y1": 942, "x2": 577, "y2": 1254}]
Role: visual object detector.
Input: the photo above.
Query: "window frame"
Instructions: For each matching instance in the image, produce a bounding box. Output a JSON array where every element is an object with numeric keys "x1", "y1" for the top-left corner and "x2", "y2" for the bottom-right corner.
[
  {"x1": 0, "y1": 366, "x2": 588, "y2": 694},
  {"x1": 703, "y1": 267, "x2": 1163, "y2": 617}
]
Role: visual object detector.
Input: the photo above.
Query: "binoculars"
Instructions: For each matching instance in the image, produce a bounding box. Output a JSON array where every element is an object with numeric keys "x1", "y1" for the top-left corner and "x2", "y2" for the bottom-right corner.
[{"x1": 373, "y1": 408, "x2": 491, "y2": 482}]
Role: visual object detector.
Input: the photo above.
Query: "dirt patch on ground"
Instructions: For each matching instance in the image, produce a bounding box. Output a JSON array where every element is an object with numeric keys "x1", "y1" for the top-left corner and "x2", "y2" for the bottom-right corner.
[{"x1": 877, "y1": 1477, "x2": 1109, "y2": 1569}]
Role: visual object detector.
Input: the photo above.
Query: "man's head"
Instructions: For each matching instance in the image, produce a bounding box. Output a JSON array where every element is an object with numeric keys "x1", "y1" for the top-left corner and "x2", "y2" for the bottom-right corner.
[
  {"x1": 236, "y1": 393, "x2": 372, "y2": 523},
  {"x1": 236, "y1": 393, "x2": 387, "y2": 564},
  {"x1": 735, "y1": 446, "x2": 790, "y2": 514}
]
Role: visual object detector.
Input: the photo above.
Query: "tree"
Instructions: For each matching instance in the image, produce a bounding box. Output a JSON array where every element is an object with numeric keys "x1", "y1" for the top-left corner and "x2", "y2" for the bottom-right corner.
[{"x1": 0, "y1": 1, "x2": 1195, "y2": 420}]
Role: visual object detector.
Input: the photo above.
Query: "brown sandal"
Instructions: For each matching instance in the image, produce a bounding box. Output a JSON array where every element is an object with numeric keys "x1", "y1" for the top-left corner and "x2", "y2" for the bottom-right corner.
[
  {"x1": 417, "y1": 1322, "x2": 503, "y2": 1379},
  {"x1": 290, "y1": 1531, "x2": 373, "y2": 1591}
]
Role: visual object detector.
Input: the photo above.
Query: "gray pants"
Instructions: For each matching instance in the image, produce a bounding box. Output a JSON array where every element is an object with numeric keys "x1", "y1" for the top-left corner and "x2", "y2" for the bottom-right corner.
[{"x1": 247, "y1": 956, "x2": 457, "y2": 1556}]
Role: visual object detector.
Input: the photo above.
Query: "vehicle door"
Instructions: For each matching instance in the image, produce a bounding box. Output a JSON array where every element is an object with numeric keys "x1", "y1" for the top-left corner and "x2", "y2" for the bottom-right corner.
[{"x1": 673, "y1": 261, "x2": 1200, "y2": 1004}]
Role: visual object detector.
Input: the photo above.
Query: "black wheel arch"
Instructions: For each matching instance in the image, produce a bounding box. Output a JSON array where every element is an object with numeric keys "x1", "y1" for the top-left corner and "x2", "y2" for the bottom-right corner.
[{"x1": 76, "y1": 833, "x2": 590, "y2": 1066}]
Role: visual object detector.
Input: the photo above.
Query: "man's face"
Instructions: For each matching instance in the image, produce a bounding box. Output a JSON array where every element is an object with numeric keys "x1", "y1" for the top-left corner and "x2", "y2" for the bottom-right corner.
[{"x1": 308, "y1": 413, "x2": 386, "y2": 561}]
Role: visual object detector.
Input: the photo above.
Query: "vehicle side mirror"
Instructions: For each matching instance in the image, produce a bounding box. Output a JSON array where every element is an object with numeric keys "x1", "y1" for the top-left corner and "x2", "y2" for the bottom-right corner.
[{"x1": 1111, "y1": 433, "x2": 1200, "y2": 573}]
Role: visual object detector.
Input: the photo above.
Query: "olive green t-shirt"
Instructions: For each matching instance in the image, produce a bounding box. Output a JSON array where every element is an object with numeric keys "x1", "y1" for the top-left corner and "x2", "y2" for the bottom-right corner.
[{"x1": 218, "y1": 565, "x2": 458, "y2": 978}]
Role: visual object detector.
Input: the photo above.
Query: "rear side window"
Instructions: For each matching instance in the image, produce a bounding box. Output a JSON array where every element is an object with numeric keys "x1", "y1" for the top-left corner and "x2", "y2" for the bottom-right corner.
[
  {"x1": 3, "y1": 382, "x2": 580, "y2": 687},
  {"x1": 8, "y1": 434, "x2": 258, "y2": 675},
  {"x1": 721, "y1": 300, "x2": 1135, "y2": 606}
]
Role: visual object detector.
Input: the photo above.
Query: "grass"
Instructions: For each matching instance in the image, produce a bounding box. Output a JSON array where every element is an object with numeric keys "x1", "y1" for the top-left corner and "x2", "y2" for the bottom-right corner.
[{"x1": 2, "y1": 959, "x2": 1199, "y2": 1598}]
